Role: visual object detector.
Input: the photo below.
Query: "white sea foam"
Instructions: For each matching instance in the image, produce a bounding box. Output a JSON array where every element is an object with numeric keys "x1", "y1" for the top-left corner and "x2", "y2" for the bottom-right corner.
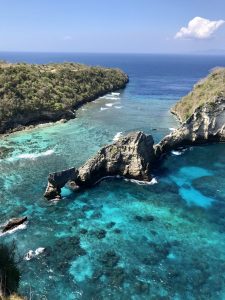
[
  {"x1": 35, "y1": 247, "x2": 45, "y2": 255},
  {"x1": 100, "y1": 107, "x2": 109, "y2": 111},
  {"x1": 100, "y1": 93, "x2": 120, "y2": 101},
  {"x1": 171, "y1": 150, "x2": 182, "y2": 156},
  {"x1": 0, "y1": 223, "x2": 27, "y2": 237},
  {"x1": 94, "y1": 175, "x2": 157, "y2": 186},
  {"x1": 24, "y1": 250, "x2": 34, "y2": 261},
  {"x1": 16, "y1": 149, "x2": 55, "y2": 160},
  {"x1": 169, "y1": 127, "x2": 176, "y2": 131},
  {"x1": 113, "y1": 132, "x2": 123, "y2": 142},
  {"x1": 124, "y1": 177, "x2": 158, "y2": 185},
  {"x1": 24, "y1": 247, "x2": 45, "y2": 261},
  {"x1": 107, "y1": 96, "x2": 119, "y2": 100},
  {"x1": 171, "y1": 148, "x2": 187, "y2": 156},
  {"x1": 115, "y1": 106, "x2": 123, "y2": 109},
  {"x1": 105, "y1": 103, "x2": 114, "y2": 107}
]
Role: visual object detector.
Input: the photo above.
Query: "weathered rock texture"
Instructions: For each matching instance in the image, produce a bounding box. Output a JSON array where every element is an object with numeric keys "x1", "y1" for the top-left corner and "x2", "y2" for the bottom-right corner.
[
  {"x1": 44, "y1": 132, "x2": 156, "y2": 199},
  {"x1": 1, "y1": 217, "x2": 27, "y2": 233},
  {"x1": 155, "y1": 97, "x2": 225, "y2": 155}
]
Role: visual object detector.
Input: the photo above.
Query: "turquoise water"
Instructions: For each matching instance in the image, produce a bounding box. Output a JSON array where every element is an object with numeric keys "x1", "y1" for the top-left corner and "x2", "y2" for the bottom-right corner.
[{"x1": 0, "y1": 53, "x2": 225, "y2": 299}]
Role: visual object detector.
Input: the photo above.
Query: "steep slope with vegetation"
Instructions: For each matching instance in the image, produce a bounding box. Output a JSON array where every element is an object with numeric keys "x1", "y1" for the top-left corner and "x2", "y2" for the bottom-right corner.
[
  {"x1": 0, "y1": 62, "x2": 128, "y2": 133},
  {"x1": 171, "y1": 67, "x2": 225, "y2": 123}
]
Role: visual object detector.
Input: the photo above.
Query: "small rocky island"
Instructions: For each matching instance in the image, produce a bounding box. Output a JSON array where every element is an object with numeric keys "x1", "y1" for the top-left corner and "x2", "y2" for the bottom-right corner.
[
  {"x1": 0, "y1": 62, "x2": 128, "y2": 134},
  {"x1": 44, "y1": 67, "x2": 225, "y2": 200}
]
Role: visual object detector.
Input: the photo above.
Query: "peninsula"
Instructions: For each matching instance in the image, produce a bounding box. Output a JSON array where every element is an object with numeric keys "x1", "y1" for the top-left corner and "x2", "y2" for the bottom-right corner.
[{"x1": 0, "y1": 62, "x2": 128, "y2": 134}]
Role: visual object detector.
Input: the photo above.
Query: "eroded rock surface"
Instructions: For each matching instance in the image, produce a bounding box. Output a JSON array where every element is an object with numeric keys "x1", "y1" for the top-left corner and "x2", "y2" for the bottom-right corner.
[
  {"x1": 155, "y1": 98, "x2": 225, "y2": 155},
  {"x1": 45, "y1": 132, "x2": 156, "y2": 199},
  {"x1": 2, "y1": 217, "x2": 27, "y2": 233}
]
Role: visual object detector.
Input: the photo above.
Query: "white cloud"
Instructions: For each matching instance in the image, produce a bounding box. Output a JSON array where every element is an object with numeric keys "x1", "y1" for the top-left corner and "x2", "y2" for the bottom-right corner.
[
  {"x1": 175, "y1": 17, "x2": 225, "y2": 40},
  {"x1": 63, "y1": 35, "x2": 73, "y2": 41}
]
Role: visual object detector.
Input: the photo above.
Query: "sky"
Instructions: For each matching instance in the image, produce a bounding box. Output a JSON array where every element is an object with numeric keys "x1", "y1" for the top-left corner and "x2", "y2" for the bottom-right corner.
[{"x1": 0, "y1": 0, "x2": 225, "y2": 54}]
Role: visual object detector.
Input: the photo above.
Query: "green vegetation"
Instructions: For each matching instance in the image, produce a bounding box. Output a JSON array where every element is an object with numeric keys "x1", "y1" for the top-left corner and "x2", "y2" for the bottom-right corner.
[
  {"x1": 0, "y1": 243, "x2": 20, "y2": 298},
  {"x1": 171, "y1": 67, "x2": 225, "y2": 123},
  {"x1": 0, "y1": 62, "x2": 128, "y2": 133}
]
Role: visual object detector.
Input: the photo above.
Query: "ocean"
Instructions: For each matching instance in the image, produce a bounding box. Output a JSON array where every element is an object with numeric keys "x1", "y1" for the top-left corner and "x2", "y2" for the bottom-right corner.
[{"x1": 0, "y1": 53, "x2": 225, "y2": 299}]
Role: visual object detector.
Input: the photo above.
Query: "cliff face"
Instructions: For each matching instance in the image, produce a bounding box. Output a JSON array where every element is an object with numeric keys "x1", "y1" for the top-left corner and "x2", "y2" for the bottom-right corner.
[
  {"x1": 0, "y1": 62, "x2": 129, "y2": 134},
  {"x1": 156, "y1": 98, "x2": 225, "y2": 154},
  {"x1": 171, "y1": 67, "x2": 225, "y2": 123},
  {"x1": 45, "y1": 132, "x2": 156, "y2": 199},
  {"x1": 157, "y1": 68, "x2": 225, "y2": 154}
]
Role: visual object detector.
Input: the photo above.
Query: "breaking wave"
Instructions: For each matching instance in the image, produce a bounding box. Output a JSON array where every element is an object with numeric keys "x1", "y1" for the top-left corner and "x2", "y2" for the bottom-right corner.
[{"x1": 113, "y1": 132, "x2": 123, "y2": 142}]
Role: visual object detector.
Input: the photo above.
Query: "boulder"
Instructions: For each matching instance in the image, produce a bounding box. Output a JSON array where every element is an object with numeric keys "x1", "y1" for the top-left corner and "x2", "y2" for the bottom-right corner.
[{"x1": 2, "y1": 217, "x2": 27, "y2": 233}]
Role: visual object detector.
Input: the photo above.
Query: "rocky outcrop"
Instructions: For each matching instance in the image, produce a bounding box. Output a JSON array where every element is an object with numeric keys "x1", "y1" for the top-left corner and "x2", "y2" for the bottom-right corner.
[
  {"x1": 171, "y1": 67, "x2": 225, "y2": 123},
  {"x1": 45, "y1": 168, "x2": 78, "y2": 199},
  {"x1": 155, "y1": 98, "x2": 225, "y2": 155},
  {"x1": 44, "y1": 132, "x2": 156, "y2": 199},
  {"x1": 1, "y1": 217, "x2": 27, "y2": 233},
  {"x1": 44, "y1": 69, "x2": 225, "y2": 200},
  {"x1": 44, "y1": 96, "x2": 225, "y2": 200}
]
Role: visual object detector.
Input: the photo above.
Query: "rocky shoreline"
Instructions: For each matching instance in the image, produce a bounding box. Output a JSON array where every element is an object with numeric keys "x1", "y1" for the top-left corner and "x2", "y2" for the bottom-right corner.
[
  {"x1": 0, "y1": 87, "x2": 126, "y2": 136},
  {"x1": 0, "y1": 62, "x2": 129, "y2": 135},
  {"x1": 44, "y1": 69, "x2": 225, "y2": 200}
]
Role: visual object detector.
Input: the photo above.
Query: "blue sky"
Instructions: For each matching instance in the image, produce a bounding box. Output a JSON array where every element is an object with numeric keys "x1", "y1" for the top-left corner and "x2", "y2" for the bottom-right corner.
[{"x1": 1, "y1": 0, "x2": 225, "y2": 53}]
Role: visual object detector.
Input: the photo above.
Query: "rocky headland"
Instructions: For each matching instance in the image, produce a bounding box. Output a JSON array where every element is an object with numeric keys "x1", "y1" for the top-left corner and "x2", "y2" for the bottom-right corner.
[
  {"x1": 156, "y1": 68, "x2": 225, "y2": 153},
  {"x1": 0, "y1": 62, "x2": 128, "y2": 134},
  {"x1": 45, "y1": 132, "x2": 156, "y2": 199},
  {"x1": 45, "y1": 68, "x2": 225, "y2": 200}
]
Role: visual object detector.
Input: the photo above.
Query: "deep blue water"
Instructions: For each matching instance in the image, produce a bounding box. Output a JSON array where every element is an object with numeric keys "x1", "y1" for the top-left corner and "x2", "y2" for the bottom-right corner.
[{"x1": 0, "y1": 53, "x2": 225, "y2": 299}]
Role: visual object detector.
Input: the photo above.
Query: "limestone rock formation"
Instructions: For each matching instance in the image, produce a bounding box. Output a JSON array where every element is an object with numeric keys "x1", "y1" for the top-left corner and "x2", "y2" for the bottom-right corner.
[
  {"x1": 45, "y1": 168, "x2": 78, "y2": 200},
  {"x1": 44, "y1": 132, "x2": 156, "y2": 200},
  {"x1": 155, "y1": 98, "x2": 225, "y2": 155}
]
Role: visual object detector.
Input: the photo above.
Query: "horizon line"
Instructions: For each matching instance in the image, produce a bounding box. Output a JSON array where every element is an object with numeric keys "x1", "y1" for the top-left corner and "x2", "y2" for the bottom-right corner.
[{"x1": 0, "y1": 50, "x2": 225, "y2": 56}]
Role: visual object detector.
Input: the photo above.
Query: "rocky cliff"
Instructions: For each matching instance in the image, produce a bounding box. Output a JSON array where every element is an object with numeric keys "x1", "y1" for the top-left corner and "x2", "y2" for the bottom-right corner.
[
  {"x1": 156, "y1": 68, "x2": 225, "y2": 154},
  {"x1": 44, "y1": 68, "x2": 225, "y2": 200},
  {"x1": 45, "y1": 132, "x2": 156, "y2": 199},
  {"x1": 155, "y1": 98, "x2": 225, "y2": 155},
  {"x1": 171, "y1": 67, "x2": 225, "y2": 123},
  {"x1": 0, "y1": 62, "x2": 128, "y2": 134}
]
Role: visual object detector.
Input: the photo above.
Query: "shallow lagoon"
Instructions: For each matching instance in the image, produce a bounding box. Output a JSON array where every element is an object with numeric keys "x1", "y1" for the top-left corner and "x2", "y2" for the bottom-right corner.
[{"x1": 0, "y1": 53, "x2": 225, "y2": 299}]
